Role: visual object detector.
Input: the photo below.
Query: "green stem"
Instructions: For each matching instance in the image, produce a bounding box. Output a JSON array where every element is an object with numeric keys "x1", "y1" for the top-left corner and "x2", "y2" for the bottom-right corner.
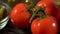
[
  {"x1": 29, "y1": 6, "x2": 46, "y2": 23},
  {"x1": 29, "y1": 6, "x2": 43, "y2": 23},
  {"x1": 38, "y1": 11, "x2": 46, "y2": 20},
  {"x1": 34, "y1": 6, "x2": 46, "y2": 20},
  {"x1": 29, "y1": 13, "x2": 36, "y2": 23},
  {"x1": 29, "y1": 9, "x2": 36, "y2": 23}
]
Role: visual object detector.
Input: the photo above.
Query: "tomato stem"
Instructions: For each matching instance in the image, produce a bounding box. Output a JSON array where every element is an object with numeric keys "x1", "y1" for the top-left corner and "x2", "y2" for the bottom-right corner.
[
  {"x1": 29, "y1": 6, "x2": 46, "y2": 23},
  {"x1": 29, "y1": 13, "x2": 36, "y2": 23},
  {"x1": 34, "y1": 6, "x2": 46, "y2": 20},
  {"x1": 29, "y1": 9, "x2": 36, "y2": 23},
  {"x1": 38, "y1": 11, "x2": 46, "y2": 20}
]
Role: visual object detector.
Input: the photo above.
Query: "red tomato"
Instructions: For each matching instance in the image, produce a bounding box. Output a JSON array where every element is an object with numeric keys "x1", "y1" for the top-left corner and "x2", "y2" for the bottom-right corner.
[
  {"x1": 31, "y1": 16, "x2": 58, "y2": 34},
  {"x1": 10, "y1": 3, "x2": 31, "y2": 28},
  {"x1": 56, "y1": 9, "x2": 60, "y2": 33},
  {"x1": 56, "y1": 9, "x2": 60, "y2": 21},
  {"x1": 36, "y1": 0, "x2": 57, "y2": 17}
]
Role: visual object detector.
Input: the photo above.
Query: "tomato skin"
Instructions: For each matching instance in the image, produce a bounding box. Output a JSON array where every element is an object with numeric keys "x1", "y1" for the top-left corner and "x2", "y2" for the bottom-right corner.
[
  {"x1": 56, "y1": 9, "x2": 60, "y2": 34},
  {"x1": 31, "y1": 16, "x2": 58, "y2": 34},
  {"x1": 10, "y1": 3, "x2": 31, "y2": 28},
  {"x1": 36, "y1": 0, "x2": 57, "y2": 17},
  {"x1": 11, "y1": 3, "x2": 28, "y2": 13},
  {"x1": 56, "y1": 9, "x2": 60, "y2": 21}
]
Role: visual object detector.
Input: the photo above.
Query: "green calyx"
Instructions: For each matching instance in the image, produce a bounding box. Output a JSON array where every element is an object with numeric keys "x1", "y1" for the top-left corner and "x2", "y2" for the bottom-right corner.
[{"x1": 29, "y1": 6, "x2": 46, "y2": 23}]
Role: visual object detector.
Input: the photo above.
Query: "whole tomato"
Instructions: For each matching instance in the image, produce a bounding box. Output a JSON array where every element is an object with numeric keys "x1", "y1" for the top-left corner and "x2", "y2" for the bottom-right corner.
[
  {"x1": 31, "y1": 16, "x2": 58, "y2": 34},
  {"x1": 36, "y1": 0, "x2": 57, "y2": 17},
  {"x1": 10, "y1": 3, "x2": 31, "y2": 28}
]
